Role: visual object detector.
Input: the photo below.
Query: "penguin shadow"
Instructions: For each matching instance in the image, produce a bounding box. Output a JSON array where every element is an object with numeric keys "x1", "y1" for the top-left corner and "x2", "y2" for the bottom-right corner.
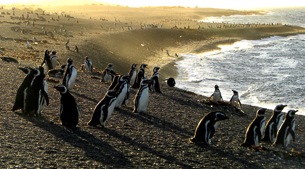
[
  {"x1": 101, "y1": 127, "x2": 193, "y2": 168},
  {"x1": 70, "y1": 91, "x2": 99, "y2": 103},
  {"x1": 116, "y1": 107, "x2": 192, "y2": 138},
  {"x1": 200, "y1": 145, "x2": 263, "y2": 168},
  {"x1": 16, "y1": 113, "x2": 132, "y2": 167}
]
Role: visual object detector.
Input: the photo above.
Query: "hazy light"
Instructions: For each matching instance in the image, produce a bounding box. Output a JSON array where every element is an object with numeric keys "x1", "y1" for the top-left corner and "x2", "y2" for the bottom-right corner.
[{"x1": 1, "y1": 0, "x2": 305, "y2": 9}]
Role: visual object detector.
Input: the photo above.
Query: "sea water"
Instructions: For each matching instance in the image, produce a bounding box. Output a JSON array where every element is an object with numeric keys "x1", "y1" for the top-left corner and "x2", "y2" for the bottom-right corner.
[{"x1": 175, "y1": 8, "x2": 305, "y2": 115}]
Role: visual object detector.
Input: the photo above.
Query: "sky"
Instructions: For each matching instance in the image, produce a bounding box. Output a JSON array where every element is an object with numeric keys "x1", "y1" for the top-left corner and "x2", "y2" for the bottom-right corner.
[{"x1": 1, "y1": 0, "x2": 305, "y2": 9}]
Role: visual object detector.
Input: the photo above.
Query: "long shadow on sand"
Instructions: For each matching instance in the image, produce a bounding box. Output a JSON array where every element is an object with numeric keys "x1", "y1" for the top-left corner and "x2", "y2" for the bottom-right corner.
[
  {"x1": 102, "y1": 127, "x2": 193, "y2": 168},
  {"x1": 17, "y1": 113, "x2": 132, "y2": 167},
  {"x1": 117, "y1": 108, "x2": 193, "y2": 138}
]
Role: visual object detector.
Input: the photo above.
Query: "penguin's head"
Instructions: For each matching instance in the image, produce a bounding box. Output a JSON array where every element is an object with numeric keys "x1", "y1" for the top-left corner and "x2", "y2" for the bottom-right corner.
[
  {"x1": 257, "y1": 108, "x2": 267, "y2": 116},
  {"x1": 141, "y1": 64, "x2": 148, "y2": 69},
  {"x1": 213, "y1": 111, "x2": 229, "y2": 121},
  {"x1": 166, "y1": 77, "x2": 176, "y2": 87},
  {"x1": 120, "y1": 74, "x2": 129, "y2": 82},
  {"x1": 274, "y1": 104, "x2": 287, "y2": 111},
  {"x1": 287, "y1": 109, "x2": 298, "y2": 117},
  {"x1": 54, "y1": 84, "x2": 68, "y2": 94},
  {"x1": 232, "y1": 90, "x2": 238, "y2": 95},
  {"x1": 153, "y1": 66, "x2": 160, "y2": 72},
  {"x1": 131, "y1": 63, "x2": 137, "y2": 69},
  {"x1": 18, "y1": 67, "x2": 32, "y2": 74},
  {"x1": 108, "y1": 63, "x2": 113, "y2": 67},
  {"x1": 215, "y1": 85, "x2": 219, "y2": 90},
  {"x1": 60, "y1": 64, "x2": 67, "y2": 70},
  {"x1": 85, "y1": 56, "x2": 89, "y2": 60},
  {"x1": 67, "y1": 58, "x2": 73, "y2": 64}
]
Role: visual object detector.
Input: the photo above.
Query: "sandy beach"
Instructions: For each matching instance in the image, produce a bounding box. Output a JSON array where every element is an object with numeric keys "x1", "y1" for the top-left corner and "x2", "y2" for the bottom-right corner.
[{"x1": 1, "y1": 4, "x2": 305, "y2": 168}]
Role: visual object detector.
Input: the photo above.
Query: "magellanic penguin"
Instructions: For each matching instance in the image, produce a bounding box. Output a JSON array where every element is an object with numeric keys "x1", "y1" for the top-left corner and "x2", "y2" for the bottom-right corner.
[
  {"x1": 101, "y1": 63, "x2": 116, "y2": 83},
  {"x1": 241, "y1": 108, "x2": 267, "y2": 148},
  {"x1": 166, "y1": 77, "x2": 176, "y2": 87},
  {"x1": 273, "y1": 110, "x2": 298, "y2": 148},
  {"x1": 87, "y1": 90, "x2": 117, "y2": 127},
  {"x1": 133, "y1": 79, "x2": 152, "y2": 113},
  {"x1": 209, "y1": 85, "x2": 223, "y2": 103},
  {"x1": 12, "y1": 67, "x2": 35, "y2": 112},
  {"x1": 50, "y1": 50, "x2": 57, "y2": 69},
  {"x1": 62, "y1": 58, "x2": 77, "y2": 90},
  {"x1": 189, "y1": 111, "x2": 228, "y2": 145},
  {"x1": 24, "y1": 66, "x2": 49, "y2": 116},
  {"x1": 132, "y1": 63, "x2": 147, "y2": 89},
  {"x1": 230, "y1": 90, "x2": 241, "y2": 109},
  {"x1": 113, "y1": 75, "x2": 130, "y2": 108},
  {"x1": 128, "y1": 64, "x2": 137, "y2": 86},
  {"x1": 54, "y1": 85, "x2": 79, "y2": 128},
  {"x1": 41, "y1": 50, "x2": 53, "y2": 70},
  {"x1": 262, "y1": 104, "x2": 287, "y2": 143},
  {"x1": 83, "y1": 56, "x2": 93, "y2": 73},
  {"x1": 47, "y1": 64, "x2": 66, "y2": 78},
  {"x1": 150, "y1": 66, "x2": 162, "y2": 93}
]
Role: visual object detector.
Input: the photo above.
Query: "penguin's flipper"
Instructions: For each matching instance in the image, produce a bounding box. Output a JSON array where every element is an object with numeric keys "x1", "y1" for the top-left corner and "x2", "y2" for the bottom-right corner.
[
  {"x1": 42, "y1": 90, "x2": 49, "y2": 106},
  {"x1": 289, "y1": 128, "x2": 296, "y2": 141}
]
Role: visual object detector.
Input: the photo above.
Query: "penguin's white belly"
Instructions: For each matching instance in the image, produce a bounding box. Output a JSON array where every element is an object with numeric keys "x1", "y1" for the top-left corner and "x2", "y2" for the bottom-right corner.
[
  {"x1": 137, "y1": 89, "x2": 149, "y2": 112},
  {"x1": 116, "y1": 86, "x2": 127, "y2": 107},
  {"x1": 211, "y1": 92, "x2": 221, "y2": 102},
  {"x1": 68, "y1": 69, "x2": 77, "y2": 90},
  {"x1": 103, "y1": 73, "x2": 112, "y2": 82},
  {"x1": 130, "y1": 71, "x2": 136, "y2": 85},
  {"x1": 51, "y1": 58, "x2": 57, "y2": 68},
  {"x1": 285, "y1": 133, "x2": 293, "y2": 148},
  {"x1": 99, "y1": 99, "x2": 117, "y2": 126}
]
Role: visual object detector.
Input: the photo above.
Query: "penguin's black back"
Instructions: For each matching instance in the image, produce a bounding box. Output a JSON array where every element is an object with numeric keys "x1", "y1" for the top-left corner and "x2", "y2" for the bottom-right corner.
[{"x1": 60, "y1": 91, "x2": 79, "y2": 128}]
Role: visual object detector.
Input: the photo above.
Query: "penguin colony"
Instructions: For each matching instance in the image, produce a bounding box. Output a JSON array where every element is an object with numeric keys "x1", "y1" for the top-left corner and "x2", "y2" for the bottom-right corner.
[{"x1": 12, "y1": 53, "x2": 300, "y2": 150}]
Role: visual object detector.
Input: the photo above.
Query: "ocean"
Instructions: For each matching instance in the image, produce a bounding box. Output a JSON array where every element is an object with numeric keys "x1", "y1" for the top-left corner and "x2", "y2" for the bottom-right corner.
[{"x1": 175, "y1": 7, "x2": 305, "y2": 115}]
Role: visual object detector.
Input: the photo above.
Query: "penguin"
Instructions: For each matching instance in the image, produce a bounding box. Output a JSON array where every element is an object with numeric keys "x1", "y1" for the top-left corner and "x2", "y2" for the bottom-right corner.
[
  {"x1": 209, "y1": 85, "x2": 223, "y2": 103},
  {"x1": 62, "y1": 58, "x2": 77, "y2": 90},
  {"x1": 166, "y1": 77, "x2": 176, "y2": 87},
  {"x1": 132, "y1": 63, "x2": 147, "y2": 89},
  {"x1": 47, "y1": 64, "x2": 66, "y2": 78},
  {"x1": 83, "y1": 56, "x2": 93, "y2": 73},
  {"x1": 128, "y1": 63, "x2": 137, "y2": 86},
  {"x1": 230, "y1": 90, "x2": 241, "y2": 109},
  {"x1": 189, "y1": 111, "x2": 228, "y2": 145},
  {"x1": 41, "y1": 50, "x2": 53, "y2": 70},
  {"x1": 101, "y1": 63, "x2": 116, "y2": 83},
  {"x1": 24, "y1": 66, "x2": 49, "y2": 116},
  {"x1": 0, "y1": 56, "x2": 19, "y2": 64},
  {"x1": 273, "y1": 110, "x2": 298, "y2": 148},
  {"x1": 150, "y1": 66, "x2": 162, "y2": 93},
  {"x1": 133, "y1": 79, "x2": 152, "y2": 113},
  {"x1": 54, "y1": 85, "x2": 79, "y2": 128},
  {"x1": 113, "y1": 75, "x2": 130, "y2": 108},
  {"x1": 87, "y1": 90, "x2": 117, "y2": 127},
  {"x1": 241, "y1": 108, "x2": 267, "y2": 147},
  {"x1": 50, "y1": 50, "x2": 57, "y2": 69},
  {"x1": 262, "y1": 104, "x2": 287, "y2": 143},
  {"x1": 12, "y1": 67, "x2": 35, "y2": 112}
]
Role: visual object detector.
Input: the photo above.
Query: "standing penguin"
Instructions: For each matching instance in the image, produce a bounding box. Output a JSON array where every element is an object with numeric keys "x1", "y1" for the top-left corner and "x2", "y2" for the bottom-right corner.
[
  {"x1": 83, "y1": 56, "x2": 93, "y2": 73},
  {"x1": 209, "y1": 85, "x2": 223, "y2": 103},
  {"x1": 132, "y1": 63, "x2": 147, "y2": 89},
  {"x1": 113, "y1": 75, "x2": 130, "y2": 108},
  {"x1": 87, "y1": 90, "x2": 117, "y2": 127},
  {"x1": 12, "y1": 67, "x2": 35, "y2": 112},
  {"x1": 189, "y1": 111, "x2": 228, "y2": 145},
  {"x1": 128, "y1": 63, "x2": 137, "y2": 86},
  {"x1": 133, "y1": 79, "x2": 152, "y2": 113},
  {"x1": 262, "y1": 104, "x2": 287, "y2": 143},
  {"x1": 24, "y1": 66, "x2": 49, "y2": 116},
  {"x1": 230, "y1": 90, "x2": 242, "y2": 109},
  {"x1": 62, "y1": 58, "x2": 77, "y2": 90},
  {"x1": 41, "y1": 50, "x2": 53, "y2": 70},
  {"x1": 273, "y1": 110, "x2": 298, "y2": 148},
  {"x1": 101, "y1": 63, "x2": 116, "y2": 83},
  {"x1": 54, "y1": 85, "x2": 79, "y2": 128},
  {"x1": 241, "y1": 108, "x2": 267, "y2": 147},
  {"x1": 50, "y1": 50, "x2": 57, "y2": 69},
  {"x1": 150, "y1": 66, "x2": 162, "y2": 93}
]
